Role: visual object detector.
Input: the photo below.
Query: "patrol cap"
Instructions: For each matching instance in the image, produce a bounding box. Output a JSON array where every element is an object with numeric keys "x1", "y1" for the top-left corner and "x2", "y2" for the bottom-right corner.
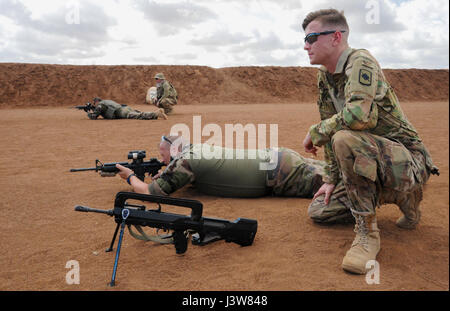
[
  {"x1": 93, "y1": 97, "x2": 102, "y2": 102},
  {"x1": 154, "y1": 73, "x2": 165, "y2": 80}
]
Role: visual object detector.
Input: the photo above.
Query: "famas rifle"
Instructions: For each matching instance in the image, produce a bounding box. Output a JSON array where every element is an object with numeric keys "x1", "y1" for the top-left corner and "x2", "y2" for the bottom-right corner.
[
  {"x1": 70, "y1": 150, "x2": 164, "y2": 181},
  {"x1": 75, "y1": 191, "x2": 258, "y2": 286}
]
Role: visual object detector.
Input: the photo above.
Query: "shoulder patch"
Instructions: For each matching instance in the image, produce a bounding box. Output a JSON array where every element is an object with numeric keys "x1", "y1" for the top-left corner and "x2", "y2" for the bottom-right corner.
[{"x1": 359, "y1": 69, "x2": 372, "y2": 86}]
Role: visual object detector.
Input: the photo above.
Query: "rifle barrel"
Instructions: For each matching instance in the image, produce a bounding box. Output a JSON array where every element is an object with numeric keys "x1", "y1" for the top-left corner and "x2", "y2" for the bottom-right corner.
[
  {"x1": 70, "y1": 167, "x2": 97, "y2": 172},
  {"x1": 75, "y1": 205, "x2": 113, "y2": 215}
]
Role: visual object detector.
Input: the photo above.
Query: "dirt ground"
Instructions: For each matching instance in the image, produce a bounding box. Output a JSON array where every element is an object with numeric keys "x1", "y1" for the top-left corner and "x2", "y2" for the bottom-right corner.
[{"x1": 0, "y1": 99, "x2": 448, "y2": 291}]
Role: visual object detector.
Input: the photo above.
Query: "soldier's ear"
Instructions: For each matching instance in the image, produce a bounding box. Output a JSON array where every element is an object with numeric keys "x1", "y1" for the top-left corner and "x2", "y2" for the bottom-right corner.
[{"x1": 332, "y1": 31, "x2": 344, "y2": 46}]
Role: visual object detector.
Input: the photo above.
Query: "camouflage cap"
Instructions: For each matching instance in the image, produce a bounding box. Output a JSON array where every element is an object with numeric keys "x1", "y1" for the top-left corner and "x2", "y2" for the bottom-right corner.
[{"x1": 154, "y1": 73, "x2": 165, "y2": 80}]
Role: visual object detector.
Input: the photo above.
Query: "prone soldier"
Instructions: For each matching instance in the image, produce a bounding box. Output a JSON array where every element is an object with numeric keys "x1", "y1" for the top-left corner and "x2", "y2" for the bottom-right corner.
[
  {"x1": 87, "y1": 97, "x2": 168, "y2": 120},
  {"x1": 115, "y1": 135, "x2": 355, "y2": 225}
]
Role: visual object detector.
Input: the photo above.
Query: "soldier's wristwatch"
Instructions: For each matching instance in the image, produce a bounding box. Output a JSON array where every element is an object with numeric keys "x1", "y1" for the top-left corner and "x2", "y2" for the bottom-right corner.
[{"x1": 127, "y1": 173, "x2": 136, "y2": 185}]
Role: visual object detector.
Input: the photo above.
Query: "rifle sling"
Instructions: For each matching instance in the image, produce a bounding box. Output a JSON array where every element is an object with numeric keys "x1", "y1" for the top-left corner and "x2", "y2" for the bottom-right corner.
[{"x1": 127, "y1": 224, "x2": 174, "y2": 244}]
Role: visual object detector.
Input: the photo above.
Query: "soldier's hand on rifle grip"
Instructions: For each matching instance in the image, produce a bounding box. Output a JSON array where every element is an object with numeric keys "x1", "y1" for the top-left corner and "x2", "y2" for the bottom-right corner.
[
  {"x1": 116, "y1": 164, "x2": 133, "y2": 180},
  {"x1": 116, "y1": 164, "x2": 150, "y2": 195}
]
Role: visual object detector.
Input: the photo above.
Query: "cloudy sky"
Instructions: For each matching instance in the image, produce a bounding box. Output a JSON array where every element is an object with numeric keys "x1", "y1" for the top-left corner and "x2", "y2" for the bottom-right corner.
[{"x1": 0, "y1": 0, "x2": 448, "y2": 69}]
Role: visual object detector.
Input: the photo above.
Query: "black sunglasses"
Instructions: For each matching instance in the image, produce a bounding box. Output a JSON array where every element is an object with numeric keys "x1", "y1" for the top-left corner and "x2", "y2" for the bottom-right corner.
[{"x1": 304, "y1": 30, "x2": 346, "y2": 44}]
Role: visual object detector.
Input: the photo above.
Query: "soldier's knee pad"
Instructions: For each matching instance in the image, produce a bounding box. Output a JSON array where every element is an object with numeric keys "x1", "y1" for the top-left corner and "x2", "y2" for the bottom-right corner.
[
  {"x1": 307, "y1": 196, "x2": 328, "y2": 221},
  {"x1": 308, "y1": 199, "x2": 353, "y2": 225}
]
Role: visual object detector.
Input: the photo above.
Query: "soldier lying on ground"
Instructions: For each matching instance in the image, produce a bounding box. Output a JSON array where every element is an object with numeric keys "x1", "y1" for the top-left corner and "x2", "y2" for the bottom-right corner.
[
  {"x1": 87, "y1": 97, "x2": 168, "y2": 120},
  {"x1": 114, "y1": 135, "x2": 355, "y2": 225}
]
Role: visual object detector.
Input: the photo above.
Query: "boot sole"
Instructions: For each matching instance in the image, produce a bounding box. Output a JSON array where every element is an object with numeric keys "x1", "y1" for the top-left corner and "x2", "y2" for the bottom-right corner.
[
  {"x1": 396, "y1": 217, "x2": 418, "y2": 230},
  {"x1": 395, "y1": 222, "x2": 417, "y2": 230},
  {"x1": 341, "y1": 262, "x2": 367, "y2": 275},
  {"x1": 342, "y1": 249, "x2": 381, "y2": 275}
]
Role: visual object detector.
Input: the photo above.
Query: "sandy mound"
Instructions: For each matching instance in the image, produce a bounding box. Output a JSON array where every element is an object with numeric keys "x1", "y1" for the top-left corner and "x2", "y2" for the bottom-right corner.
[{"x1": 0, "y1": 63, "x2": 448, "y2": 108}]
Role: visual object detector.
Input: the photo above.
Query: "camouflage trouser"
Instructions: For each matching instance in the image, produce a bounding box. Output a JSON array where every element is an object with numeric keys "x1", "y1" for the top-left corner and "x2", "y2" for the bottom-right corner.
[
  {"x1": 331, "y1": 130, "x2": 429, "y2": 217},
  {"x1": 269, "y1": 148, "x2": 325, "y2": 198},
  {"x1": 159, "y1": 98, "x2": 177, "y2": 114},
  {"x1": 268, "y1": 148, "x2": 353, "y2": 224},
  {"x1": 117, "y1": 106, "x2": 158, "y2": 120},
  {"x1": 307, "y1": 181, "x2": 354, "y2": 224}
]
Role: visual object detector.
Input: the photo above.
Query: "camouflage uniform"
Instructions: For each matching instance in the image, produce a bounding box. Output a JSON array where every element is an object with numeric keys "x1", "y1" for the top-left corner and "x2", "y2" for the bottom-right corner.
[
  {"x1": 156, "y1": 80, "x2": 178, "y2": 114},
  {"x1": 88, "y1": 99, "x2": 160, "y2": 120},
  {"x1": 308, "y1": 47, "x2": 439, "y2": 217},
  {"x1": 148, "y1": 144, "x2": 353, "y2": 223},
  {"x1": 148, "y1": 144, "x2": 345, "y2": 207}
]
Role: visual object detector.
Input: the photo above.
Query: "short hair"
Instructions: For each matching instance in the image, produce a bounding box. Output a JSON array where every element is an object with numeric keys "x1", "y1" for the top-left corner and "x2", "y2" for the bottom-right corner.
[
  {"x1": 164, "y1": 135, "x2": 181, "y2": 145},
  {"x1": 302, "y1": 9, "x2": 349, "y2": 32},
  {"x1": 160, "y1": 135, "x2": 184, "y2": 152}
]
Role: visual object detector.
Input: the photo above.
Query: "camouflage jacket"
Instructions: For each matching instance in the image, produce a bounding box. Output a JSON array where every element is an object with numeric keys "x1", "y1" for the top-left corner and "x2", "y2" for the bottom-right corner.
[
  {"x1": 89, "y1": 100, "x2": 124, "y2": 119},
  {"x1": 148, "y1": 145, "x2": 195, "y2": 196},
  {"x1": 148, "y1": 144, "x2": 277, "y2": 197},
  {"x1": 156, "y1": 80, "x2": 178, "y2": 102},
  {"x1": 309, "y1": 47, "x2": 437, "y2": 184},
  {"x1": 148, "y1": 144, "x2": 328, "y2": 198}
]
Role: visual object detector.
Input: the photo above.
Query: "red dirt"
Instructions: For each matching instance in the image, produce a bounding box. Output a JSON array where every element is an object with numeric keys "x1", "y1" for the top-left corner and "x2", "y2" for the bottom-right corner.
[{"x1": 0, "y1": 63, "x2": 448, "y2": 291}]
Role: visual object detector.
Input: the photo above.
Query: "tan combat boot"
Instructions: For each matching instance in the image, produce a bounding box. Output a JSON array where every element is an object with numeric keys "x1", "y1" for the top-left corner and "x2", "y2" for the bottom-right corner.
[
  {"x1": 157, "y1": 108, "x2": 168, "y2": 120},
  {"x1": 395, "y1": 188, "x2": 422, "y2": 230},
  {"x1": 342, "y1": 214, "x2": 380, "y2": 274}
]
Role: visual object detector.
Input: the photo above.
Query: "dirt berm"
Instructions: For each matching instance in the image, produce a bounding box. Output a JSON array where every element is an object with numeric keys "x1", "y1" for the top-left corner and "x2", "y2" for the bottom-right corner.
[{"x1": 0, "y1": 63, "x2": 448, "y2": 107}]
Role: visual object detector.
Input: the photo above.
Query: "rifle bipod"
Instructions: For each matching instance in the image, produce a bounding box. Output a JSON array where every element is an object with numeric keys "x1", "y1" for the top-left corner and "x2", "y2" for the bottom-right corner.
[{"x1": 108, "y1": 208, "x2": 129, "y2": 287}]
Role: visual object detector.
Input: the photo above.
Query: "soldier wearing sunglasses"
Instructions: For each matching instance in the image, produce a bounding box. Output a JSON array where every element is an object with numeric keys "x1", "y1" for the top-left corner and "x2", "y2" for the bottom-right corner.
[{"x1": 301, "y1": 9, "x2": 438, "y2": 275}]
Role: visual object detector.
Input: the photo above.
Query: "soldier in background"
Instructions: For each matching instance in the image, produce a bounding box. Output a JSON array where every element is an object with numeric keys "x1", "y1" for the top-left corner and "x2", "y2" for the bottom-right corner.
[
  {"x1": 153, "y1": 73, "x2": 178, "y2": 114},
  {"x1": 87, "y1": 97, "x2": 167, "y2": 120},
  {"x1": 301, "y1": 9, "x2": 438, "y2": 274}
]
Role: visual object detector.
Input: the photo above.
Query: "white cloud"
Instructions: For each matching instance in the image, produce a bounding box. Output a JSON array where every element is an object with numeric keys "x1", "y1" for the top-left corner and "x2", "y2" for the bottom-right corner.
[
  {"x1": 135, "y1": 0, "x2": 217, "y2": 36},
  {"x1": 0, "y1": 0, "x2": 117, "y2": 63},
  {"x1": 0, "y1": 0, "x2": 448, "y2": 68},
  {"x1": 353, "y1": 0, "x2": 449, "y2": 68}
]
